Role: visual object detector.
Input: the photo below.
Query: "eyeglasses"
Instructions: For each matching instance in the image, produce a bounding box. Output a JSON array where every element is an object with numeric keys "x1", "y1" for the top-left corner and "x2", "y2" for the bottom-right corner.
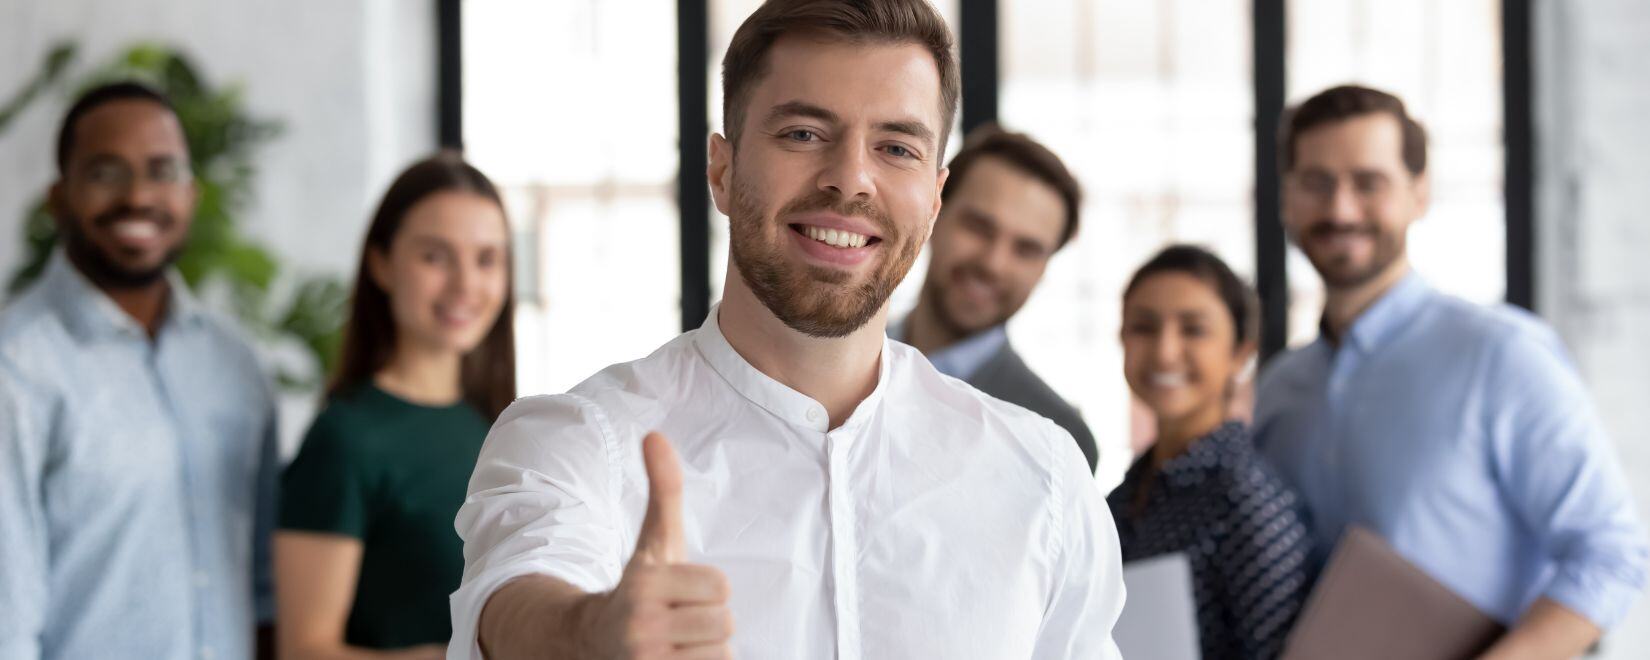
[
  {"x1": 1286, "y1": 170, "x2": 1395, "y2": 204},
  {"x1": 75, "y1": 157, "x2": 192, "y2": 193}
]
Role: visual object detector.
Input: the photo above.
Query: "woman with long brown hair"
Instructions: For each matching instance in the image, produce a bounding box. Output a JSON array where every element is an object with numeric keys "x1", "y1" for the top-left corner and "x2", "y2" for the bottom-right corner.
[{"x1": 274, "y1": 153, "x2": 515, "y2": 659}]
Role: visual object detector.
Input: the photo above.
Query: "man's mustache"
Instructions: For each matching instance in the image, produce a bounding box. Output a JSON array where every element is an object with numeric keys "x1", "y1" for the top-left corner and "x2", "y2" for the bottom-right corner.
[
  {"x1": 951, "y1": 262, "x2": 999, "y2": 289},
  {"x1": 1305, "y1": 222, "x2": 1375, "y2": 240},
  {"x1": 776, "y1": 190, "x2": 893, "y2": 236},
  {"x1": 91, "y1": 205, "x2": 174, "y2": 229}
]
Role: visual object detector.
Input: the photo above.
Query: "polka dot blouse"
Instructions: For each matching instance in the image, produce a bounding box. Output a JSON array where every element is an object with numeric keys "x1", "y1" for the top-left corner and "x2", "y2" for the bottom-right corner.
[{"x1": 1107, "y1": 422, "x2": 1315, "y2": 660}]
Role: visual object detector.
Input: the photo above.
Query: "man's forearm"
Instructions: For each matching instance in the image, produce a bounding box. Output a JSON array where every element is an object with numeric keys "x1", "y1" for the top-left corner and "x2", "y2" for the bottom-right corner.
[
  {"x1": 477, "y1": 574, "x2": 601, "y2": 660},
  {"x1": 1477, "y1": 597, "x2": 1601, "y2": 660}
]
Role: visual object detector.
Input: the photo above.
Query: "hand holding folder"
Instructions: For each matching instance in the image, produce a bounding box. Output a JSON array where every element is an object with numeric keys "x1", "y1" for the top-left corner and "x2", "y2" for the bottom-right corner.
[{"x1": 1282, "y1": 527, "x2": 1505, "y2": 660}]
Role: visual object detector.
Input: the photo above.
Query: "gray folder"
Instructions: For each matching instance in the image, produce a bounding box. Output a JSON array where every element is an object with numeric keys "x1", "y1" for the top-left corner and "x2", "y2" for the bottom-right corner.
[
  {"x1": 1116, "y1": 553, "x2": 1201, "y2": 660},
  {"x1": 1281, "y1": 526, "x2": 1505, "y2": 660}
]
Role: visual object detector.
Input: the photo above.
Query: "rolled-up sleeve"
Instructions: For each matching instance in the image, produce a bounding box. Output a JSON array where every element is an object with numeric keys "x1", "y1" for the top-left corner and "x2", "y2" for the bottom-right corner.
[
  {"x1": 1030, "y1": 424, "x2": 1126, "y2": 660},
  {"x1": 0, "y1": 371, "x2": 48, "y2": 660},
  {"x1": 447, "y1": 394, "x2": 626, "y2": 660},
  {"x1": 1485, "y1": 329, "x2": 1650, "y2": 628}
]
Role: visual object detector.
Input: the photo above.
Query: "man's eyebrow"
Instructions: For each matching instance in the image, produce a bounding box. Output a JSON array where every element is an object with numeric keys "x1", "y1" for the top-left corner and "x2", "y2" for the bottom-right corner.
[
  {"x1": 764, "y1": 101, "x2": 839, "y2": 126},
  {"x1": 80, "y1": 153, "x2": 122, "y2": 166},
  {"x1": 877, "y1": 119, "x2": 936, "y2": 148}
]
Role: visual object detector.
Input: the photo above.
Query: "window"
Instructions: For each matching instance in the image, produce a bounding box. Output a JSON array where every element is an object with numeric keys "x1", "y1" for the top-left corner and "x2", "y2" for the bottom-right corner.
[
  {"x1": 1001, "y1": 0, "x2": 1256, "y2": 485},
  {"x1": 464, "y1": 0, "x2": 682, "y2": 395}
]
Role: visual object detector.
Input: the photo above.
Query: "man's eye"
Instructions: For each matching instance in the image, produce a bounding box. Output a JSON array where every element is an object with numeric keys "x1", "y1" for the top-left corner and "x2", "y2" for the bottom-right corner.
[
  {"x1": 885, "y1": 145, "x2": 912, "y2": 158},
  {"x1": 88, "y1": 164, "x2": 125, "y2": 183},
  {"x1": 786, "y1": 130, "x2": 818, "y2": 142}
]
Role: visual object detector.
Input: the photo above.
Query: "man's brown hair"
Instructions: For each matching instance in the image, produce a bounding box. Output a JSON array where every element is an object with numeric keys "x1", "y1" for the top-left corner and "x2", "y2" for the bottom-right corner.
[
  {"x1": 721, "y1": 0, "x2": 960, "y2": 151},
  {"x1": 1281, "y1": 84, "x2": 1429, "y2": 176},
  {"x1": 942, "y1": 123, "x2": 1083, "y2": 249}
]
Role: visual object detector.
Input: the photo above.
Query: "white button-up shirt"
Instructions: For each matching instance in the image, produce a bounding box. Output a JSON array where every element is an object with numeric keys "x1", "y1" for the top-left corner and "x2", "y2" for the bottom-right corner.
[{"x1": 448, "y1": 311, "x2": 1124, "y2": 659}]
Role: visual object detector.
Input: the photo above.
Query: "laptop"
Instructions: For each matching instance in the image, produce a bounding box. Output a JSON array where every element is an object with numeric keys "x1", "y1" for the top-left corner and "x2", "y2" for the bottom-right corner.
[
  {"x1": 1115, "y1": 552, "x2": 1201, "y2": 660},
  {"x1": 1281, "y1": 526, "x2": 1504, "y2": 660}
]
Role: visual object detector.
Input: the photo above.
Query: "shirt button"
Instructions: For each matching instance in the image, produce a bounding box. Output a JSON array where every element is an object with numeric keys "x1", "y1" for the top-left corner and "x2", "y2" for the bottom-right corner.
[
  {"x1": 200, "y1": 646, "x2": 214, "y2": 660},
  {"x1": 193, "y1": 571, "x2": 210, "y2": 588},
  {"x1": 806, "y1": 408, "x2": 822, "y2": 423}
]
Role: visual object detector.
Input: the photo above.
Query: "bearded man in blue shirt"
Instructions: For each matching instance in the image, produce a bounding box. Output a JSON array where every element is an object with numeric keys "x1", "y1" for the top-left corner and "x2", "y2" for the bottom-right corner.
[
  {"x1": 1254, "y1": 84, "x2": 1648, "y2": 658},
  {"x1": 0, "y1": 82, "x2": 277, "y2": 660}
]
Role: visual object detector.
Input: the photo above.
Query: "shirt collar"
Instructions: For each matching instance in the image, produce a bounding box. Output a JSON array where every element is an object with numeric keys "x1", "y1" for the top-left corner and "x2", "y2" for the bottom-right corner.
[
  {"x1": 692, "y1": 304, "x2": 891, "y2": 433},
  {"x1": 43, "y1": 249, "x2": 205, "y2": 342},
  {"x1": 894, "y1": 319, "x2": 1008, "y2": 381},
  {"x1": 1322, "y1": 271, "x2": 1432, "y2": 354}
]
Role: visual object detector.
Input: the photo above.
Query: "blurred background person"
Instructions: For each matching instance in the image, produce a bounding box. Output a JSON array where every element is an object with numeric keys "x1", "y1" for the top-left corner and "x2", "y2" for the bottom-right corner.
[
  {"x1": 0, "y1": 81, "x2": 278, "y2": 660},
  {"x1": 1254, "y1": 84, "x2": 1649, "y2": 659},
  {"x1": 1109, "y1": 244, "x2": 1312, "y2": 660},
  {"x1": 273, "y1": 153, "x2": 515, "y2": 660},
  {"x1": 898, "y1": 124, "x2": 1098, "y2": 472}
]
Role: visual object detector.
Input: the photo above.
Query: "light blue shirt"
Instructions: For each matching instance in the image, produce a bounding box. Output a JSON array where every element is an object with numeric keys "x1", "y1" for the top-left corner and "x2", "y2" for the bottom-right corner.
[
  {"x1": 1254, "y1": 272, "x2": 1649, "y2": 628},
  {"x1": 0, "y1": 252, "x2": 277, "y2": 660},
  {"x1": 892, "y1": 321, "x2": 1007, "y2": 382}
]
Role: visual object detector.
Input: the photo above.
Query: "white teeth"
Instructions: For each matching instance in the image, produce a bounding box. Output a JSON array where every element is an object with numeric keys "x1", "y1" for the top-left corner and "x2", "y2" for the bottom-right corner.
[
  {"x1": 803, "y1": 225, "x2": 869, "y2": 249},
  {"x1": 112, "y1": 221, "x2": 159, "y2": 240},
  {"x1": 1150, "y1": 372, "x2": 1188, "y2": 388},
  {"x1": 436, "y1": 307, "x2": 477, "y2": 324}
]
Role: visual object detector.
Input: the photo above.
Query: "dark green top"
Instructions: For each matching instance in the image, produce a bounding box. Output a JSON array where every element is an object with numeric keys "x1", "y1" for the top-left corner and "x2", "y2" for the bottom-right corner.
[{"x1": 279, "y1": 384, "x2": 490, "y2": 649}]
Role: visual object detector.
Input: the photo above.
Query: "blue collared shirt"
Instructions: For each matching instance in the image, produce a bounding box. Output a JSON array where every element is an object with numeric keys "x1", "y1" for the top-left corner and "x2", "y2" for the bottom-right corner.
[
  {"x1": 1254, "y1": 272, "x2": 1649, "y2": 628},
  {"x1": 0, "y1": 252, "x2": 277, "y2": 660},
  {"x1": 891, "y1": 321, "x2": 1008, "y2": 382}
]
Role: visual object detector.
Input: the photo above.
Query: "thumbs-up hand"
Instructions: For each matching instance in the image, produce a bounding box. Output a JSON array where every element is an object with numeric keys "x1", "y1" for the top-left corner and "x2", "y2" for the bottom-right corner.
[{"x1": 580, "y1": 432, "x2": 735, "y2": 659}]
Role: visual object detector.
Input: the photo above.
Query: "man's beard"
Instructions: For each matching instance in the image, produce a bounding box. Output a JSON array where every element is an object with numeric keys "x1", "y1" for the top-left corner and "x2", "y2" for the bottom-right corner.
[
  {"x1": 922, "y1": 260, "x2": 1018, "y2": 340},
  {"x1": 1298, "y1": 221, "x2": 1405, "y2": 290},
  {"x1": 727, "y1": 174, "x2": 922, "y2": 338},
  {"x1": 59, "y1": 205, "x2": 184, "y2": 289}
]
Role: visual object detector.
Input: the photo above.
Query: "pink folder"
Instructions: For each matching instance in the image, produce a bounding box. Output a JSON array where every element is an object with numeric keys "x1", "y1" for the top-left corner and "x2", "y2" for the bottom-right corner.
[{"x1": 1281, "y1": 526, "x2": 1505, "y2": 660}]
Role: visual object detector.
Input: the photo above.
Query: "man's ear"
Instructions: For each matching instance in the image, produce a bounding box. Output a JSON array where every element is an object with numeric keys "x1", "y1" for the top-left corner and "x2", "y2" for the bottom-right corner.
[
  {"x1": 47, "y1": 181, "x2": 68, "y2": 231},
  {"x1": 185, "y1": 177, "x2": 201, "y2": 218},
  {"x1": 1413, "y1": 171, "x2": 1432, "y2": 217},
  {"x1": 707, "y1": 133, "x2": 733, "y2": 216},
  {"x1": 926, "y1": 166, "x2": 949, "y2": 242}
]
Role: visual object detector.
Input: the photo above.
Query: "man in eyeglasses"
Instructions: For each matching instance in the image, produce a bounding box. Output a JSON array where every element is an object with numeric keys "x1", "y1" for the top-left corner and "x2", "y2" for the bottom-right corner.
[
  {"x1": 0, "y1": 82, "x2": 278, "y2": 660},
  {"x1": 1254, "y1": 84, "x2": 1648, "y2": 658}
]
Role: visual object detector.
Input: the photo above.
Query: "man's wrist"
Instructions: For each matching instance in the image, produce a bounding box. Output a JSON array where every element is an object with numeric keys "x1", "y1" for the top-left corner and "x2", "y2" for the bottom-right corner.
[
  {"x1": 480, "y1": 574, "x2": 600, "y2": 659},
  {"x1": 559, "y1": 589, "x2": 611, "y2": 657}
]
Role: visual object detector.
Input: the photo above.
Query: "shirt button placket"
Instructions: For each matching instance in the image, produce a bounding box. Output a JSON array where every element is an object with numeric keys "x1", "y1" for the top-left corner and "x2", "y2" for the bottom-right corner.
[{"x1": 826, "y1": 430, "x2": 861, "y2": 659}]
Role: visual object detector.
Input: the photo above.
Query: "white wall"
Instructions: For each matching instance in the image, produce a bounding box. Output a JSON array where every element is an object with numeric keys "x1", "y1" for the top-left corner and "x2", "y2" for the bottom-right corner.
[
  {"x1": 0, "y1": 0, "x2": 436, "y2": 454},
  {"x1": 1534, "y1": 1, "x2": 1650, "y2": 656}
]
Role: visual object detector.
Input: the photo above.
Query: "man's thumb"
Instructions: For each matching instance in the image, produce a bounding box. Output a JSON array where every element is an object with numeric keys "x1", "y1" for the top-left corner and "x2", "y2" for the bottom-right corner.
[{"x1": 634, "y1": 431, "x2": 685, "y2": 565}]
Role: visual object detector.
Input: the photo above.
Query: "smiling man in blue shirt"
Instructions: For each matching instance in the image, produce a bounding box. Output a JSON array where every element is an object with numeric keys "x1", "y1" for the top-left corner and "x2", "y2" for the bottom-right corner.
[
  {"x1": 1254, "y1": 85, "x2": 1648, "y2": 658},
  {"x1": 0, "y1": 82, "x2": 277, "y2": 660}
]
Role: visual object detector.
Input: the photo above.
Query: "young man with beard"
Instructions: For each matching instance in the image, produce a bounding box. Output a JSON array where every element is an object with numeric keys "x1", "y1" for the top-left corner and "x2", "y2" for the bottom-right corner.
[
  {"x1": 1253, "y1": 85, "x2": 1648, "y2": 658},
  {"x1": 0, "y1": 83, "x2": 278, "y2": 659},
  {"x1": 449, "y1": 1, "x2": 1124, "y2": 658},
  {"x1": 898, "y1": 125, "x2": 1097, "y2": 472}
]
